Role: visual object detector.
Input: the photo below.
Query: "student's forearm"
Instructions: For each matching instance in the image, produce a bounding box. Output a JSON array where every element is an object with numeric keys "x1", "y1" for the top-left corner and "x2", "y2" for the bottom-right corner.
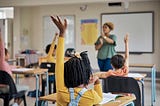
[
  {"x1": 53, "y1": 33, "x2": 58, "y2": 41},
  {"x1": 94, "y1": 84, "x2": 103, "y2": 101},
  {"x1": 56, "y1": 37, "x2": 65, "y2": 90},
  {"x1": 94, "y1": 72, "x2": 109, "y2": 78},
  {"x1": 48, "y1": 42, "x2": 55, "y2": 57},
  {"x1": 125, "y1": 43, "x2": 129, "y2": 58},
  {"x1": 125, "y1": 42, "x2": 129, "y2": 66},
  {"x1": 0, "y1": 34, "x2": 2, "y2": 44}
]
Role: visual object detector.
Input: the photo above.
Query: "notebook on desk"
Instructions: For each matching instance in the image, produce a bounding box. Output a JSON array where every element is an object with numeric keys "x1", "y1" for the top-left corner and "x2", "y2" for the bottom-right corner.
[
  {"x1": 99, "y1": 93, "x2": 123, "y2": 104},
  {"x1": 40, "y1": 62, "x2": 55, "y2": 73}
]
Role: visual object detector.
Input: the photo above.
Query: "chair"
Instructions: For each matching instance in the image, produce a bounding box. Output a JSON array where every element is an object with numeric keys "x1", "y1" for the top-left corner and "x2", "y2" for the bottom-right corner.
[
  {"x1": 0, "y1": 70, "x2": 27, "y2": 106},
  {"x1": 103, "y1": 76, "x2": 141, "y2": 106},
  {"x1": 65, "y1": 48, "x2": 76, "y2": 57},
  {"x1": 40, "y1": 62, "x2": 56, "y2": 96}
]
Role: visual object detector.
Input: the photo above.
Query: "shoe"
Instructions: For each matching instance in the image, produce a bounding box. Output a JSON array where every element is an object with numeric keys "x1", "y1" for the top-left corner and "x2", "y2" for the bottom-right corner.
[
  {"x1": 27, "y1": 89, "x2": 42, "y2": 97},
  {"x1": 11, "y1": 103, "x2": 19, "y2": 106}
]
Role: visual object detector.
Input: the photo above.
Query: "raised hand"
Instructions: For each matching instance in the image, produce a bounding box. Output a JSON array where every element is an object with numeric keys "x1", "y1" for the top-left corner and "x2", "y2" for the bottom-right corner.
[
  {"x1": 50, "y1": 16, "x2": 67, "y2": 37},
  {"x1": 124, "y1": 33, "x2": 129, "y2": 43}
]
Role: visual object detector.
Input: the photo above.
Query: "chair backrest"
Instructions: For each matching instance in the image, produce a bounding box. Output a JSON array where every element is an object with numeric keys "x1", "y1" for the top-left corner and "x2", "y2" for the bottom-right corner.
[
  {"x1": 0, "y1": 70, "x2": 17, "y2": 95},
  {"x1": 40, "y1": 62, "x2": 55, "y2": 73},
  {"x1": 65, "y1": 48, "x2": 76, "y2": 57},
  {"x1": 103, "y1": 76, "x2": 141, "y2": 106}
]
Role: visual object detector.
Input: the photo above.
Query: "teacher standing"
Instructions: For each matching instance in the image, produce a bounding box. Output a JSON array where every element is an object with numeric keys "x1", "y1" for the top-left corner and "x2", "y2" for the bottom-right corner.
[{"x1": 94, "y1": 22, "x2": 117, "y2": 72}]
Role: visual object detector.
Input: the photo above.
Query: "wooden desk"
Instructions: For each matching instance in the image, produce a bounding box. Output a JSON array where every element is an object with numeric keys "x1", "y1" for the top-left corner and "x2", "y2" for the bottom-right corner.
[
  {"x1": 129, "y1": 64, "x2": 156, "y2": 106},
  {"x1": 39, "y1": 93, "x2": 136, "y2": 106},
  {"x1": 12, "y1": 68, "x2": 48, "y2": 106}
]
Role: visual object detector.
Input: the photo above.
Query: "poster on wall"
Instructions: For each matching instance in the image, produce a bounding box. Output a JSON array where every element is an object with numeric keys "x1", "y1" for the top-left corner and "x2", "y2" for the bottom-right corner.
[{"x1": 81, "y1": 19, "x2": 98, "y2": 45}]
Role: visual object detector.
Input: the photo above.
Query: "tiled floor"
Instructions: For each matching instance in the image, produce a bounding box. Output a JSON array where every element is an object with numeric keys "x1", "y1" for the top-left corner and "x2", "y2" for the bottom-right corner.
[{"x1": 0, "y1": 76, "x2": 159, "y2": 106}]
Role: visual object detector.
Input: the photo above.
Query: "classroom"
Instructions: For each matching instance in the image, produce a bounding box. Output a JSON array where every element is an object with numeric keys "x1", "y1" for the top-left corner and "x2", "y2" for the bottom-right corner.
[{"x1": 0, "y1": 0, "x2": 160, "y2": 106}]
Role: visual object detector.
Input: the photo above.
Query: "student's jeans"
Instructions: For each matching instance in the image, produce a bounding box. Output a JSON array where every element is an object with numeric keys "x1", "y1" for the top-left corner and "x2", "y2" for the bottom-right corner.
[
  {"x1": 98, "y1": 58, "x2": 113, "y2": 72},
  {"x1": 42, "y1": 75, "x2": 56, "y2": 96}
]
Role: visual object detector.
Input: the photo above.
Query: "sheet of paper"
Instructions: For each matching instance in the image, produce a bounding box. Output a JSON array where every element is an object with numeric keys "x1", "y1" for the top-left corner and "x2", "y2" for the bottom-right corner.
[
  {"x1": 99, "y1": 93, "x2": 119, "y2": 104},
  {"x1": 128, "y1": 73, "x2": 144, "y2": 78},
  {"x1": 12, "y1": 68, "x2": 33, "y2": 72}
]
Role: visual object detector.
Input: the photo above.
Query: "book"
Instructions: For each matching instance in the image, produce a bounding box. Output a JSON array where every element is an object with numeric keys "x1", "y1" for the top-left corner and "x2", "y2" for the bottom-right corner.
[{"x1": 99, "y1": 92, "x2": 122, "y2": 104}]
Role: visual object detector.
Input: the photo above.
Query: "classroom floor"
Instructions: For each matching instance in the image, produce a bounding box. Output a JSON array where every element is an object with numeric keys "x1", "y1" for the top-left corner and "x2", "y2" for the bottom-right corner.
[{"x1": 0, "y1": 76, "x2": 159, "y2": 106}]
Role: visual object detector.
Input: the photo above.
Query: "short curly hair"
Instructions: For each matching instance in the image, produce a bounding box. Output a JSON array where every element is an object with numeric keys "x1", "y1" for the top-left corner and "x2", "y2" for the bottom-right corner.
[{"x1": 103, "y1": 22, "x2": 114, "y2": 30}]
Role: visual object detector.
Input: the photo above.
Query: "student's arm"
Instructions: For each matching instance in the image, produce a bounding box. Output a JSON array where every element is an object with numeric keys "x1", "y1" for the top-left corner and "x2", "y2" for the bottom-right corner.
[
  {"x1": 0, "y1": 30, "x2": 5, "y2": 62},
  {"x1": 51, "y1": 16, "x2": 67, "y2": 90},
  {"x1": 93, "y1": 83, "x2": 103, "y2": 104},
  {"x1": 47, "y1": 33, "x2": 58, "y2": 58},
  {"x1": 89, "y1": 76, "x2": 103, "y2": 103},
  {"x1": 124, "y1": 34, "x2": 129, "y2": 67},
  {"x1": 47, "y1": 33, "x2": 58, "y2": 62},
  {"x1": 94, "y1": 70, "x2": 116, "y2": 78}
]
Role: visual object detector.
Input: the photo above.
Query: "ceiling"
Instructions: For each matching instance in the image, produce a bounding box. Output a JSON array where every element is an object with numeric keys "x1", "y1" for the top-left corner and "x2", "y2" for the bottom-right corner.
[{"x1": 0, "y1": 0, "x2": 158, "y2": 7}]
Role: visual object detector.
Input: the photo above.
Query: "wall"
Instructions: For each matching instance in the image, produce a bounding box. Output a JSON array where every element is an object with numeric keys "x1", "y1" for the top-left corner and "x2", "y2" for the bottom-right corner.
[{"x1": 13, "y1": 1, "x2": 160, "y2": 71}]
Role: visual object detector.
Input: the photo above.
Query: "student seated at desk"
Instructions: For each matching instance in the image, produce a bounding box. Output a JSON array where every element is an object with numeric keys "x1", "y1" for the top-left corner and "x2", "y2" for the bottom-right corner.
[
  {"x1": 95, "y1": 34, "x2": 129, "y2": 78},
  {"x1": 0, "y1": 29, "x2": 24, "y2": 106},
  {"x1": 51, "y1": 16, "x2": 103, "y2": 106},
  {"x1": 0, "y1": 31, "x2": 18, "y2": 76},
  {"x1": 39, "y1": 32, "x2": 58, "y2": 96}
]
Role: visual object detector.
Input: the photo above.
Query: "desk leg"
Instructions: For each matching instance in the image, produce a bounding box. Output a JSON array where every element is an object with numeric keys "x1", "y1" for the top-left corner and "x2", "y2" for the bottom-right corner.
[
  {"x1": 46, "y1": 71, "x2": 49, "y2": 106},
  {"x1": 46, "y1": 71, "x2": 49, "y2": 95},
  {"x1": 15, "y1": 74, "x2": 19, "y2": 84},
  {"x1": 138, "y1": 79, "x2": 144, "y2": 106},
  {"x1": 125, "y1": 101, "x2": 135, "y2": 106},
  {"x1": 35, "y1": 74, "x2": 39, "y2": 106},
  {"x1": 151, "y1": 66, "x2": 156, "y2": 106}
]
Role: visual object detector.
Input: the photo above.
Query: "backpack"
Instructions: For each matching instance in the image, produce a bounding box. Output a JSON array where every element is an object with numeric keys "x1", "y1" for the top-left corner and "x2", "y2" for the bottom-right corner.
[{"x1": 68, "y1": 88, "x2": 87, "y2": 106}]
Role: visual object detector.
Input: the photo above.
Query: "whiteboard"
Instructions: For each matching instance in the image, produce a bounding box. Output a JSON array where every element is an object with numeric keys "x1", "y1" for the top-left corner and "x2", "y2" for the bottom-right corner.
[{"x1": 101, "y1": 12, "x2": 154, "y2": 53}]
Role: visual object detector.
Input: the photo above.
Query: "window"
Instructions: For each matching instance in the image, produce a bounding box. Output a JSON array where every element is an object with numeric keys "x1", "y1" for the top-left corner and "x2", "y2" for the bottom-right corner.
[
  {"x1": 0, "y1": 7, "x2": 14, "y2": 19},
  {"x1": 43, "y1": 15, "x2": 75, "y2": 51}
]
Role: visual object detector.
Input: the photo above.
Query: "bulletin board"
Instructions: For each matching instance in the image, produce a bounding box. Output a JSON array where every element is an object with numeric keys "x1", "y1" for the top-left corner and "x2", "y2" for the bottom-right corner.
[{"x1": 101, "y1": 11, "x2": 154, "y2": 53}]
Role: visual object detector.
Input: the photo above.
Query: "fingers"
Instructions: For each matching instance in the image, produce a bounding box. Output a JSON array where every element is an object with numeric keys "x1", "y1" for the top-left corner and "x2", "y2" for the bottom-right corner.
[
  {"x1": 50, "y1": 16, "x2": 59, "y2": 26},
  {"x1": 55, "y1": 32, "x2": 59, "y2": 36},
  {"x1": 50, "y1": 15, "x2": 67, "y2": 37},
  {"x1": 124, "y1": 33, "x2": 129, "y2": 42},
  {"x1": 64, "y1": 19, "x2": 67, "y2": 29},
  {"x1": 56, "y1": 16, "x2": 63, "y2": 26}
]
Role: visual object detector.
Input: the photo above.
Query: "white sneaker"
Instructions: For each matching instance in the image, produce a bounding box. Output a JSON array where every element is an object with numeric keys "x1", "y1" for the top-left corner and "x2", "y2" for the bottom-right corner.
[{"x1": 12, "y1": 103, "x2": 19, "y2": 106}]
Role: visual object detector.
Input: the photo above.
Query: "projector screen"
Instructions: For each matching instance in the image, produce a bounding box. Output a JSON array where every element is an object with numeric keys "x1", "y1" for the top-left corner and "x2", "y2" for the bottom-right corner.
[{"x1": 101, "y1": 11, "x2": 154, "y2": 53}]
